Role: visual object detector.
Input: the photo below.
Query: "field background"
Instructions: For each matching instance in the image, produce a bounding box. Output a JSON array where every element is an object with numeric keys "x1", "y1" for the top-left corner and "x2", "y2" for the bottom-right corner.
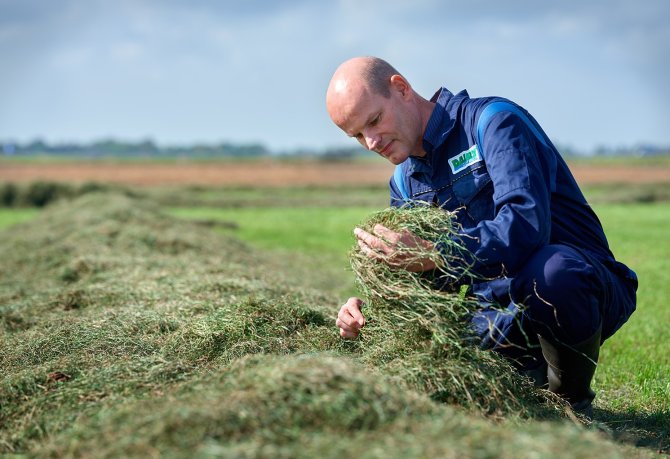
[
  {"x1": 1, "y1": 156, "x2": 668, "y2": 456},
  {"x1": 2, "y1": 155, "x2": 670, "y2": 187}
]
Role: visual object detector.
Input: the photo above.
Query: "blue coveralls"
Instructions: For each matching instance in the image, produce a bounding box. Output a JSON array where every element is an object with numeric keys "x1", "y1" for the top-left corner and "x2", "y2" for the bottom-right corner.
[{"x1": 390, "y1": 87, "x2": 638, "y2": 369}]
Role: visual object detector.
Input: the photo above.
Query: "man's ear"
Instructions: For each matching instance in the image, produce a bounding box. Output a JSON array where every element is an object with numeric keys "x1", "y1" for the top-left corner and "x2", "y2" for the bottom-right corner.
[{"x1": 390, "y1": 74, "x2": 411, "y2": 99}]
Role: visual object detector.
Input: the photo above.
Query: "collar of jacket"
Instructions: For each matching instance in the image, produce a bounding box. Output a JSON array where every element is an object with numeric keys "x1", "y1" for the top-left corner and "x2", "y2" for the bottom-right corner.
[{"x1": 404, "y1": 87, "x2": 469, "y2": 177}]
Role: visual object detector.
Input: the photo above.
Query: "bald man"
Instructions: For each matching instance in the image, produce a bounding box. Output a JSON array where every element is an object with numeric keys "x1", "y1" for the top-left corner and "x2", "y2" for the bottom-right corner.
[{"x1": 326, "y1": 56, "x2": 638, "y2": 417}]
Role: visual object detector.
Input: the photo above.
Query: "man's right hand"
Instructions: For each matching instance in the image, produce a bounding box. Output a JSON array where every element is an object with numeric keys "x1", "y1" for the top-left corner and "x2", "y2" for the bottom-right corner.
[{"x1": 336, "y1": 297, "x2": 366, "y2": 339}]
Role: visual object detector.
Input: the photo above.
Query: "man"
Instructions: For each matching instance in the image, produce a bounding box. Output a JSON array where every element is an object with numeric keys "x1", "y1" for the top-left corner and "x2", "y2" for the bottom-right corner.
[{"x1": 326, "y1": 56, "x2": 638, "y2": 416}]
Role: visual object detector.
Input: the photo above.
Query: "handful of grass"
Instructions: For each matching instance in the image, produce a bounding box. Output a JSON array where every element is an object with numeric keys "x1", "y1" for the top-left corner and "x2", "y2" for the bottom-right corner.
[
  {"x1": 350, "y1": 205, "x2": 477, "y2": 339},
  {"x1": 350, "y1": 205, "x2": 562, "y2": 417}
]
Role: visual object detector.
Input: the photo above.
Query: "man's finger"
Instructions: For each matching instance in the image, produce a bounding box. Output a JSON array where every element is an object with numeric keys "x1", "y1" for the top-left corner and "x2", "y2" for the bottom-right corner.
[
  {"x1": 337, "y1": 298, "x2": 365, "y2": 338},
  {"x1": 372, "y1": 224, "x2": 400, "y2": 244},
  {"x1": 358, "y1": 239, "x2": 381, "y2": 258},
  {"x1": 343, "y1": 297, "x2": 366, "y2": 327},
  {"x1": 340, "y1": 328, "x2": 359, "y2": 339},
  {"x1": 336, "y1": 314, "x2": 360, "y2": 330},
  {"x1": 336, "y1": 317, "x2": 357, "y2": 332},
  {"x1": 345, "y1": 310, "x2": 365, "y2": 329},
  {"x1": 354, "y1": 227, "x2": 392, "y2": 254}
]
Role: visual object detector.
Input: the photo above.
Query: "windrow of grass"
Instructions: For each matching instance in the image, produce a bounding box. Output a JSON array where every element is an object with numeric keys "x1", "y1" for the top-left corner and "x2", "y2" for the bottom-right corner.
[
  {"x1": 0, "y1": 193, "x2": 655, "y2": 457},
  {"x1": 0, "y1": 181, "x2": 122, "y2": 208}
]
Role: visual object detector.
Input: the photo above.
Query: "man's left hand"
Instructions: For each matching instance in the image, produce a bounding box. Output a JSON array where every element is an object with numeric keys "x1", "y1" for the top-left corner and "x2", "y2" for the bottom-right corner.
[{"x1": 354, "y1": 224, "x2": 437, "y2": 273}]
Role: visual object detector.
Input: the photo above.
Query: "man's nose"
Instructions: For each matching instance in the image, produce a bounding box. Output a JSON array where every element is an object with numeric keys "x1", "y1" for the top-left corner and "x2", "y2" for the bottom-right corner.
[{"x1": 365, "y1": 133, "x2": 381, "y2": 151}]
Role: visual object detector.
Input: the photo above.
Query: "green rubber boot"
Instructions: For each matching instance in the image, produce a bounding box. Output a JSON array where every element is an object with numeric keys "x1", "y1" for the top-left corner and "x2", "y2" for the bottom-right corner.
[{"x1": 537, "y1": 325, "x2": 602, "y2": 419}]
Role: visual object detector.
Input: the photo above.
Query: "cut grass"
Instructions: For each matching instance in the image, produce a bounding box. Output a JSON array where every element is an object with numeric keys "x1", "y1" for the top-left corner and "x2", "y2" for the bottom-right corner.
[
  {"x1": 148, "y1": 184, "x2": 390, "y2": 208},
  {"x1": 0, "y1": 192, "x2": 658, "y2": 457},
  {"x1": 166, "y1": 200, "x2": 670, "y2": 450},
  {"x1": 1, "y1": 185, "x2": 668, "y2": 454},
  {"x1": 32, "y1": 355, "x2": 638, "y2": 459}
]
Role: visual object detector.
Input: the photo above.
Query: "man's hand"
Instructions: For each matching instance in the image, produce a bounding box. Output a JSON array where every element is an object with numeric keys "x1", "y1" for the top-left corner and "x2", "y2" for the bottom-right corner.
[
  {"x1": 336, "y1": 297, "x2": 366, "y2": 339},
  {"x1": 354, "y1": 224, "x2": 437, "y2": 273}
]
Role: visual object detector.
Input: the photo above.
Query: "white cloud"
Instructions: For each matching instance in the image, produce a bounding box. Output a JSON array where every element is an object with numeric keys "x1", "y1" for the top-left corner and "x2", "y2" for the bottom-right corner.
[{"x1": 110, "y1": 41, "x2": 144, "y2": 62}]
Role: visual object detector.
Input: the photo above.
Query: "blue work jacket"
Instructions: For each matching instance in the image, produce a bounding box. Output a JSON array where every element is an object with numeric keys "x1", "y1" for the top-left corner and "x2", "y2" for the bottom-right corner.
[{"x1": 390, "y1": 87, "x2": 636, "y2": 293}]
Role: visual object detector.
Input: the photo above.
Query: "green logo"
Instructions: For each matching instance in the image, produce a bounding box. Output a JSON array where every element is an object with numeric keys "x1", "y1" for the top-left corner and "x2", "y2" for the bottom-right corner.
[{"x1": 449, "y1": 145, "x2": 481, "y2": 174}]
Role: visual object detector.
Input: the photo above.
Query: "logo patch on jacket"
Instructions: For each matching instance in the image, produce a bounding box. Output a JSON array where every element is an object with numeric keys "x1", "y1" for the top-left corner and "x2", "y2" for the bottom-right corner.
[{"x1": 448, "y1": 145, "x2": 482, "y2": 174}]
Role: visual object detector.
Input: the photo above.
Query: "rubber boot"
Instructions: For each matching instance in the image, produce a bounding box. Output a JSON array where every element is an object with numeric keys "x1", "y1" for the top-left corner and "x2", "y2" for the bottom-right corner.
[
  {"x1": 537, "y1": 325, "x2": 602, "y2": 419},
  {"x1": 521, "y1": 360, "x2": 548, "y2": 388}
]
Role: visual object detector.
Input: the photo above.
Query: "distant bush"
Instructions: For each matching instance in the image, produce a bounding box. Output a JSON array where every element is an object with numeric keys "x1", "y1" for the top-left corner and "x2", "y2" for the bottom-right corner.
[
  {"x1": 78, "y1": 181, "x2": 109, "y2": 194},
  {"x1": 0, "y1": 181, "x2": 123, "y2": 208},
  {"x1": 0, "y1": 182, "x2": 18, "y2": 206},
  {"x1": 23, "y1": 181, "x2": 73, "y2": 207}
]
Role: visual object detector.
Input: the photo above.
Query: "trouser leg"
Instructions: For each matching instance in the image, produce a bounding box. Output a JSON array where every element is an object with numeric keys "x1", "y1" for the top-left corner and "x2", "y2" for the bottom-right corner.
[
  {"x1": 509, "y1": 244, "x2": 635, "y2": 416},
  {"x1": 511, "y1": 244, "x2": 603, "y2": 346},
  {"x1": 472, "y1": 244, "x2": 636, "y2": 415}
]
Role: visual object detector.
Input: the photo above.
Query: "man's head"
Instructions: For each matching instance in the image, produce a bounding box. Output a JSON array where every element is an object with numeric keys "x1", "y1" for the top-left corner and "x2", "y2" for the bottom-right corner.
[{"x1": 326, "y1": 56, "x2": 432, "y2": 164}]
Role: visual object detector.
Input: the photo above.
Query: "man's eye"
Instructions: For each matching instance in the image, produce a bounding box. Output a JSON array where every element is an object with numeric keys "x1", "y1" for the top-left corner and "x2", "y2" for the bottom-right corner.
[{"x1": 370, "y1": 115, "x2": 380, "y2": 126}]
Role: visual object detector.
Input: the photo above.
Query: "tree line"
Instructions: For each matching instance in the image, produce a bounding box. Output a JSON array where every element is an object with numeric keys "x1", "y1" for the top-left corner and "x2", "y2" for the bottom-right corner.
[
  {"x1": 0, "y1": 139, "x2": 366, "y2": 159},
  {"x1": 1, "y1": 138, "x2": 667, "y2": 159}
]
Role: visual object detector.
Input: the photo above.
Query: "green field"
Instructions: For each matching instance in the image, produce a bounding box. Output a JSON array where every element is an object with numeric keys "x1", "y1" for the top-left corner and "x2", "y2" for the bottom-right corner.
[
  {"x1": 0, "y1": 208, "x2": 40, "y2": 228},
  {"x1": 591, "y1": 203, "x2": 670, "y2": 416},
  {"x1": 0, "y1": 185, "x2": 668, "y2": 457}
]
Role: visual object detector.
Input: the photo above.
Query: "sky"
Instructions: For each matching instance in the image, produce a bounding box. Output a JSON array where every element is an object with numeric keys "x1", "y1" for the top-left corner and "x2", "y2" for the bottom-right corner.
[{"x1": 1, "y1": 0, "x2": 669, "y2": 153}]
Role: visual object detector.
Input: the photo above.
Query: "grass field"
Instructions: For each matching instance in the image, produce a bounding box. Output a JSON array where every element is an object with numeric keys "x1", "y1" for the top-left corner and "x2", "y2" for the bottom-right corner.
[
  {"x1": 167, "y1": 205, "x2": 378, "y2": 298},
  {"x1": 0, "y1": 169, "x2": 669, "y2": 456},
  {"x1": 592, "y1": 203, "x2": 670, "y2": 416},
  {"x1": 0, "y1": 208, "x2": 40, "y2": 228}
]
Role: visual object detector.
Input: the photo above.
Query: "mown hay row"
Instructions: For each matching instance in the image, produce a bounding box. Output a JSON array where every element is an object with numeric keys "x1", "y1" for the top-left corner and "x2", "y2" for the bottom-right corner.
[
  {"x1": 0, "y1": 193, "x2": 649, "y2": 457},
  {"x1": 33, "y1": 354, "x2": 634, "y2": 459}
]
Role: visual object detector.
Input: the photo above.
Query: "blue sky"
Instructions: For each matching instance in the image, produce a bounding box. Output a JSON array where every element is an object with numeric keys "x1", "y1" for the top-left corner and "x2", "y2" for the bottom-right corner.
[{"x1": 1, "y1": 0, "x2": 668, "y2": 153}]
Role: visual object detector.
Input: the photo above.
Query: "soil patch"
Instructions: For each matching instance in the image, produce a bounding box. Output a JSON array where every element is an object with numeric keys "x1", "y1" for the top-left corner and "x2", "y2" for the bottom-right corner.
[{"x1": 2, "y1": 161, "x2": 667, "y2": 187}]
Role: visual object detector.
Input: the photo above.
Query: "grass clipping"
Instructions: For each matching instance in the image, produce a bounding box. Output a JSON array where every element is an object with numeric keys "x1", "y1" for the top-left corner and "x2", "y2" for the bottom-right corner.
[{"x1": 351, "y1": 205, "x2": 560, "y2": 417}]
